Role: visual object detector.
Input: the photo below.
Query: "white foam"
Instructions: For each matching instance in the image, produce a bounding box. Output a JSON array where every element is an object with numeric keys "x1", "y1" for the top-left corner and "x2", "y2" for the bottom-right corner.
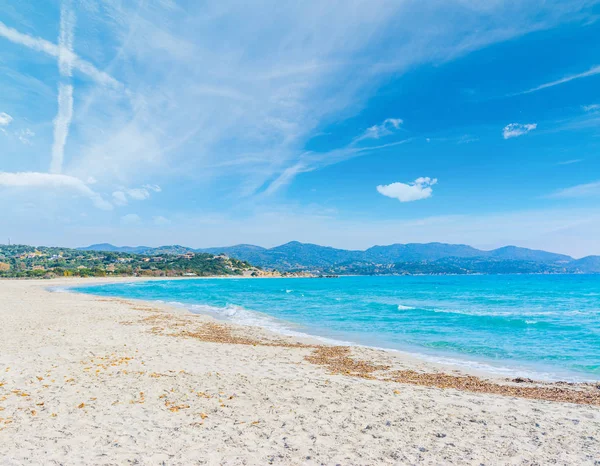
[
  {"x1": 397, "y1": 304, "x2": 415, "y2": 310},
  {"x1": 167, "y1": 301, "x2": 355, "y2": 346},
  {"x1": 168, "y1": 300, "x2": 595, "y2": 382},
  {"x1": 64, "y1": 288, "x2": 597, "y2": 383},
  {"x1": 47, "y1": 286, "x2": 71, "y2": 293}
]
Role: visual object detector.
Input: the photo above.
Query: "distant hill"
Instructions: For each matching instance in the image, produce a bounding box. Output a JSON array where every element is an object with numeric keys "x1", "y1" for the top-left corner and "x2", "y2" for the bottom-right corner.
[
  {"x1": 567, "y1": 255, "x2": 600, "y2": 273},
  {"x1": 0, "y1": 244, "x2": 261, "y2": 279},
  {"x1": 199, "y1": 244, "x2": 270, "y2": 265},
  {"x1": 79, "y1": 244, "x2": 195, "y2": 255},
  {"x1": 78, "y1": 243, "x2": 153, "y2": 254},
  {"x1": 365, "y1": 243, "x2": 483, "y2": 262},
  {"x1": 77, "y1": 241, "x2": 600, "y2": 274},
  {"x1": 486, "y1": 246, "x2": 571, "y2": 263}
]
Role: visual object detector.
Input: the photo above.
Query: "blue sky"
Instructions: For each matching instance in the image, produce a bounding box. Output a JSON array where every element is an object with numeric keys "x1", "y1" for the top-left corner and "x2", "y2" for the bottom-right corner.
[{"x1": 1, "y1": 0, "x2": 600, "y2": 257}]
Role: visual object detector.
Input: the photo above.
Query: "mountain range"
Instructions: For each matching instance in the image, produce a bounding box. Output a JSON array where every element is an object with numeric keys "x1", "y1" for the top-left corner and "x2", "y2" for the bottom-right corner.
[{"x1": 78, "y1": 242, "x2": 600, "y2": 274}]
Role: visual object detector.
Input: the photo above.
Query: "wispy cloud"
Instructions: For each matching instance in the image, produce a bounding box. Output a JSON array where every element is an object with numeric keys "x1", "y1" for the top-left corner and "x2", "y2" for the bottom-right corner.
[
  {"x1": 583, "y1": 104, "x2": 600, "y2": 112},
  {"x1": 503, "y1": 123, "x2": 537, "y2": 139},
  {"x1": 377, "y1": 177, "x2": 438, "y2": 202},
  {"x1": 0, "y1": 172, "x2": 112, "y2": 210},
  {"x1": 16, "y1": 128, "x2": 35, "y2": 145},
  {"x1": 61, "y1": 1, "x2": 594, "y2": 191},
  {"x1": 557, "y1": 159, "x2": 583, "y2": 166},
  {"x1": 262, "y1": 163, "x2": 309, "y2": 197},
  {"x1": 547, "y1": 180, "x2": 600, "y2": 199},
  {"x1": 0, "y1": 20, "x2": 121, "y2": 89},
  {"x1": 0, "y1": 112, "x2": 13, "y2": 126},
  {"x1": 261, "y1": 138, "x2": 413, "y2": 196},
  {"x1": 516, "y1": 65, "x2": 600, "y2": 95},
  {"x1": 111, "y1": 185, "x2": 162, "y2": 205},
  {"x1": 357, "y1": 118, "x2": 403, "y2": 141}
]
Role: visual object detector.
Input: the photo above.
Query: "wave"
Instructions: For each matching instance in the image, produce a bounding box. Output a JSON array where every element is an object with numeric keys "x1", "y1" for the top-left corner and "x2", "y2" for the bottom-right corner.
[
  {"x1": 164, "y1": 300, "x2": 593, "y2": 381},
  {"x1": 165, "y1": 301, "x2": 346, "y2": 345},
  {"x1": 177, "y1": 303, "x2": 562, "y2": 379},
  {"x1": 47, "y1": 286, "x2": 71, "y2": 293},
  {"x1": 68, "y1": 281, "x2": 599, "y2": 383}
]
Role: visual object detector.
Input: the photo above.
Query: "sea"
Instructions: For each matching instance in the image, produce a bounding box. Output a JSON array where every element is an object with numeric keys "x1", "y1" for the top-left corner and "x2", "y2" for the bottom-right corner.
[{"x1": 71, "y1": 274, "x2": 600, "y2": 382}]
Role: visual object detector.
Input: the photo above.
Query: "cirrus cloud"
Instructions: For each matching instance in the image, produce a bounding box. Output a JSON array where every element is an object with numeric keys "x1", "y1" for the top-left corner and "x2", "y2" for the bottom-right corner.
[
  {"x1": 377, "y1": 177, "x2": 438, "y2": 202},
  {"x1": 503, "y1": 123, "x2": 537, "y2": 139},
  {"x1": 358, "y1": 118, "x2": 403, "y2": 141},
  {"x1": 111, "y1": 185, "x2": 162, "y2": 206},
  {"x1": 0, "y1": 171, "x2": 112, "y2": 210},
  {"x1": 547, "y1": 180, "x2": 600, "y2": 199}
]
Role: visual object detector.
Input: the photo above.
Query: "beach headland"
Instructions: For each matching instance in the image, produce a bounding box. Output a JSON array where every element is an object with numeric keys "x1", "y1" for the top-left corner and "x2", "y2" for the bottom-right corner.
[{"x1": 1, "y1": 278, "x2": 599, "y2": 464}]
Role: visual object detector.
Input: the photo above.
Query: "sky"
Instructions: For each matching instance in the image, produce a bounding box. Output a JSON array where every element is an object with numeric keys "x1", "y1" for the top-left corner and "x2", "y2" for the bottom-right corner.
[{"x1": 1, "y1": 0, "x2": 600, "y2": 258}]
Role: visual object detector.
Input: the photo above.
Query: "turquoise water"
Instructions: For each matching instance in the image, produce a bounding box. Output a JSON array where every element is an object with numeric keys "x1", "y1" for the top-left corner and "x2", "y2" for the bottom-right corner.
[{"x1": 72, "y1": 275, "x2": 600, "y2": 381}]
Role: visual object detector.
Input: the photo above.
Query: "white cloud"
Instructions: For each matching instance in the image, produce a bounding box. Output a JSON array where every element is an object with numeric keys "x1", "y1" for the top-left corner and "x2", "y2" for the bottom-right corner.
[
  {"x1": 377, "y1": 177, "x2": 438, "y2": 202},
  {"x1": 547, "y1": 181, "x2": 600, "y2": 199},
  {"x1": 143, "y1": 184, "x2": 162, "y2": 193},
  {"x1": 111, "y1": 185, "x2": 162, "y2": 205},
  {"x1": 262, "y1": 163, "x2": 310, "y2": 197},
  {"x1": 153, "y1": 216, "x2": 171, "y2": 226},
  {"x1": 358, "y1": 118, "x2": 403, "y2": 141},
  {"x1": 16, "y1": 128, "x2": 35, "y2": 145},
  {"x1": 0, "y1": 112, "x2": 13, "y2": 126},
  {"x1": 126, "y1": 188, "x2": 152, "y2": 201},
  {"x1": 121, "y1": 214, "x2": 141, "y2": 225},
  {"x1": 503, "y1": 123, "x2": 537, "y2": 139},
  {"x1": 0, "y1": 172, "x2": 112, "y2": 210},
  {"x1": 517, "y1": 65, "x2": 600, "y2": 95},
  {"x1": 583, "y1": 104, "x2": 600, "y2": 112}
]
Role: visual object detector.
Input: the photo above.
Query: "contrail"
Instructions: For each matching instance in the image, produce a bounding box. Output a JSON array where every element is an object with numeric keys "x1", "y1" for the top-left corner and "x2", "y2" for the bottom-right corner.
[
  {"x1": 50, "y1": 2, "x2": 76, "y2": 174},
  {"x1": 0, "y1": 21, "x2": 121, "y2": 89},
  {"x1": 50, "y1": 84, "x2": 74, "y2": 174},
  {"x1": 514, "y1": 65, "x2": 600, "y2": 96},
  {"x1": 58, "y1": 1, "x2": 75, "y2": 77}
]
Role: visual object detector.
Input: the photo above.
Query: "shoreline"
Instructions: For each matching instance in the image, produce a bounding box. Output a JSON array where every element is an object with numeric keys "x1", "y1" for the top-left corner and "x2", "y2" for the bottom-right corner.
[
  {"x1": 64, "y1": 276, "x2": 599, "y2": 384},
  {"x1": 1, "y1": 278, "x2": 599, "y2": 464}
]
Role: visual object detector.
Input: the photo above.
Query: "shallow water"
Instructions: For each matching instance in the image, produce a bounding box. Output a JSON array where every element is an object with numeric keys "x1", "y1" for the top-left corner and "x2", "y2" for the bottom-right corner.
[{"x1": 73, "y1": 274, "x2": 600, "y2": 381}]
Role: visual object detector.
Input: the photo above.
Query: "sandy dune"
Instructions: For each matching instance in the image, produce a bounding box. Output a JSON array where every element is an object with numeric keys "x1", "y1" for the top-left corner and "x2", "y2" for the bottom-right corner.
[{"x1": 1, "y1": 278, "x2": 599, "y2": 465}]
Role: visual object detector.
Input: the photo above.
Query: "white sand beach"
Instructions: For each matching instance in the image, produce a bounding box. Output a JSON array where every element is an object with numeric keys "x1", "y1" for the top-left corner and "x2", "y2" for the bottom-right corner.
[{"x1": 1, "y1": 278, "x2": 599, "y2": 465}]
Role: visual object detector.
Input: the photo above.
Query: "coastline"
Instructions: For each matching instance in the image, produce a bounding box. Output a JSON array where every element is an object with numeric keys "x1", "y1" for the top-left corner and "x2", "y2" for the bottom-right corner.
[
  {"x1": 67, "y1": 276, "x2": 600, "y2": 384},
  {"x1": 1, "y1": 278, "x2": 599, "y2": 464}
]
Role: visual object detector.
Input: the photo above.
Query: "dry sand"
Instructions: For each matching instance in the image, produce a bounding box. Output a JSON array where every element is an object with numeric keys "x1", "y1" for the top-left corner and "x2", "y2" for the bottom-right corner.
[{"x1": 0, "y1": 278, "x2": 599, "y2": 465}]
